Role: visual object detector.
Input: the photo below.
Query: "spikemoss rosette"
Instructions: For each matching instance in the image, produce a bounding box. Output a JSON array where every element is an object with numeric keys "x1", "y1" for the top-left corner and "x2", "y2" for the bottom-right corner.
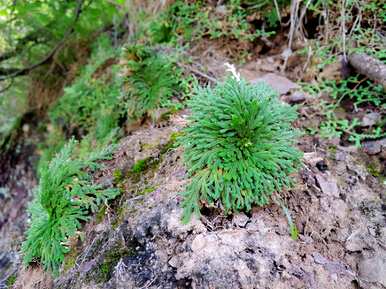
[
  {"x1": 123, "y1": 45, "x2": 182, "y2": 121},
  {"x1": 180, "y1": 78, "x2": 302, "y2": 222}
]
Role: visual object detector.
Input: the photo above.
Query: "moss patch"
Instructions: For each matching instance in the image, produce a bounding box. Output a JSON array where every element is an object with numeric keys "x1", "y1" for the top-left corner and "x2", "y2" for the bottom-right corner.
[
  {"x1": 6, "y1": 274, "x2": 16, "y2": 287},
  {"x1": 63, "y1": 246, "x2": 79, "y2": 272},
  {"x1": 96, "y1": 245, "x2": 133, "y2": 283},
  {"x1": 129, "y1": 157, "x2": 161, "y2": 183},
  {"x1": 131, "y1": 159, "x2": 149, "y2": 173},
  {"x1": 113, "y1": 168, "x2": 124, "y2": 184},
  {"x1": 111, "y1": 205, "x2": 127, "y2": 229},
  {"x1": 367, "y1": 162, "x2": 381, "y2": 177},
  {"x1": 160, "y1": 131, "x2": 183, "y2": 154},
  {"x1": 96, "y1": 205, "x2": 107, "y2": 224},
  {"x1": 137, "y1": 186, "x2": 156, "y2": 196},
  {"x1": 327, "y1": 145, "x2": 337, "y2": 157}
]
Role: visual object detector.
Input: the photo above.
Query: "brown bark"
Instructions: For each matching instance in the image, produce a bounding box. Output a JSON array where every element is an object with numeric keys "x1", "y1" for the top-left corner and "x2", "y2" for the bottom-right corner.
[{"x1": 348, "y1": 52, "x2": 386, "y2": 89}]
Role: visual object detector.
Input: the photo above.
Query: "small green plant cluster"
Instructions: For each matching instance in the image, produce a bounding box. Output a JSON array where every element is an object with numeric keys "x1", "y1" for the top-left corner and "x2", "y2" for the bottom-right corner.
[
  {"x1": 180, "y1": 77, "x2": 302, "y2": 222},
  {"x1": 37, "y1": 36, "x2": 123, "y2": 170},
  {"x1": 22, "y1": 139, "x2": 119, "y2": 274},
  {"x1": 49, "y1": 36, "x2": 123, "y2": 142},
  {"x1": 303, "y1": 76, "x2": 385, "y2": 146},
  {"x1": 122, "y1": 44, "x2": 183, "y2": 122},
  {"x1": 25, "y1": 38, "x2": 187, "y2": 275},
  {"x1": 43, "y1": 38, "x2": 184, "y2": 168},
  {"x1": 149, "y1": 0, "x2": 284, "y2": 45},
  {"x1": 316, "y1": 76, "x2": 384, "y2": 108}
]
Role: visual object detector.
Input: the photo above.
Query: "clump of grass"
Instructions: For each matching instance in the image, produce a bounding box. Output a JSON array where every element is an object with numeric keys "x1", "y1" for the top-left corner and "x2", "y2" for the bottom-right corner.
[{"x1": 180, "y1": 77, "x2": 302, "y2": 222}]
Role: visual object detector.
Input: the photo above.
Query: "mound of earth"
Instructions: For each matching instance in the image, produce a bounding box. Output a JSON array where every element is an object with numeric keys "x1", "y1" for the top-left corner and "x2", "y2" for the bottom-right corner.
[{"x1": 14, "y1": 107, "x2": 381, "y2": 289}]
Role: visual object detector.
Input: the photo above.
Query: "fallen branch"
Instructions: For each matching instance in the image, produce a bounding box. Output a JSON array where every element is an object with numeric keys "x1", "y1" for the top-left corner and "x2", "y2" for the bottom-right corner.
[{"x1": 348, "y1": 52, "x2": 386, "y2": 89}]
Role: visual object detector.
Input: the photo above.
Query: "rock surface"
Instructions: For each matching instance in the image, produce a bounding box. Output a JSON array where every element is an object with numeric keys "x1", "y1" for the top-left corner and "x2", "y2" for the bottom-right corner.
[
  {"x1": 251, "y1": 73, "x2": 299, "y2": 95},
  {"x1": 22, "y1": 111, "x2": 382, "y2": 289}
]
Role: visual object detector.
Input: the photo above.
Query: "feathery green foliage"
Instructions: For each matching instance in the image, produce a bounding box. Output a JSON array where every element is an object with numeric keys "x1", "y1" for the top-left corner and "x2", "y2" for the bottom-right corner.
[
  {"x1": 123, "y1": 45, "x2": 182, "y2": 121},
  {"x1": 180, "y1": 77, "x2": 302, "y2": 222},
  {"x1": 22, "y1": 139, "x2": 119, "y2": 274},
  {"x1": 49, "y1": 36, "x2": 123, "y2": 140},
  {"x1": 41, "y1": 40, "x2": 185, "y2": 173}
]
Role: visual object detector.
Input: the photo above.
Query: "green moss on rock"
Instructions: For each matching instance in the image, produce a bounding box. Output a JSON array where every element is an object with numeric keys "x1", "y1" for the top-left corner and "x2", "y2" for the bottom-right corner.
[
  {"x1": 96, "y1": 205, "x2": 107, "y2": 224},
  {"x1": 138, "y1": 186, "x2": 156, "y2": 195},
  {"x1": 95, "y1": 245, "x2": 132, "y2": 283},
  {"x1": 131, "y1": 159, "x2": 149, "y2": 173},
  {"x1": 6, "y1": 274, "x2": 16, "y2": 287}
]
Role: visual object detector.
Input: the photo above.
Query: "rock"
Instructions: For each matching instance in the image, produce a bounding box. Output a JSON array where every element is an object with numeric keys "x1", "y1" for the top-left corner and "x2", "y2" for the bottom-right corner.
[
  {"x1": 47, "y1": 109, "x2": 386, "y2": 289},
  {"x1": 168, "y1": 256, "x2": 180, "y2": 268},
  {"x1": 316, "y1": 160, "x2": 328, "y2": 172},
  {"x1": 303, "y1": 152, "x2": 324, "y2": 167},
  {"x1": 362, "y1": 138, "x2": 386, "y2": 155},
  {"x1": 166, "y1": 208, "x2": 206, "y2": 238},
  {"x1": 345, "y1": 230, "x2": 367, "y2": 252},
  {"x1": 0, "y1": 252, "x2": 20, "y2": 286},
  {"x1": 335, "y1": 151, "x2": 346, "y2": 161},
  {"x1": 361, "y1": 112, "x2": 381, "y2": 127},
  {"x1": 315, "y1": 173, "x2": 340, "y2": 197},
  {"x1": 232, "y1": 212, "x2": 249, "y2": 227},
  {"x1": 191, "y1": 234, "x2": 207, "y2": 252},
  {"x1": 251, "y1": 73, "x2": 299, "y2": 95},
  {"x1": 358, "y1": 253, "x2": 386, "y2": 286},
  {"x1": 287, "y1": 91, "x2": 307, "y2": 104},
  {"x1": 236, "y1": 260, "x2": 254, "y2": 289},
  {"x1": 312, "y1": 252, "x2": 354, "y2": 277},
  {"x1": 346, "y1": 156, "x2": 368, "y2": 180}
]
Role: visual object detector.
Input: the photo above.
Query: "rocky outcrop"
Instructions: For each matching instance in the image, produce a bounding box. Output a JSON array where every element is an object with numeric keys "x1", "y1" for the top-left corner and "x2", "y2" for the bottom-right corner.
[{"x1": 42, "y1": 112, "x2": 386, "y2": 289}]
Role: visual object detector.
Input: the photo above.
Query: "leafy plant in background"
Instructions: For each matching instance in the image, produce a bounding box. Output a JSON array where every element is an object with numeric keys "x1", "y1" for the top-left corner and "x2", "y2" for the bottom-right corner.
[
  {"x1": 49, "y1": 36, "x2": 123, "y2": 141},
  {"x1": 36, "y1": 37, "x2": 122, "y2": 172},
  {"x1": 122, "y1": 44, "x2": 182, "y2": 122},
  {"x1": 303, "y1": 76, "x2": 385, "y2": 146},
  {"x1": 0, "y1": 0, "x2": 125, "y2": 153},
  {"x1": 23, "y1": 139, "x2": 119, "y2": 274},
  {"x1": 299, "y1": 0, "x2": 386, "y2": 147},
  {"x1": 180, "y1": 77, "x2": 302, "y2": 222},
  {"x1": 0, "y1": 0, "x2": 121, "y2": 69},
  {"x1": 42, "y1": 38, "x2": 187, "y2": 172},
  {"x1": 149, "y1": 0, "x2": 285, "y2": 45}
]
